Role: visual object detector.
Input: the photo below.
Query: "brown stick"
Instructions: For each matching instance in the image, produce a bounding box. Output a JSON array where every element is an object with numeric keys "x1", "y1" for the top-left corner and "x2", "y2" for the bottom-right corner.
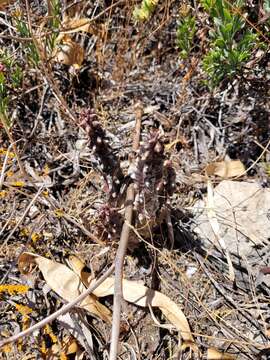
[{"x1": 109, "y1": 103, "x2": 142, "y2": 360}]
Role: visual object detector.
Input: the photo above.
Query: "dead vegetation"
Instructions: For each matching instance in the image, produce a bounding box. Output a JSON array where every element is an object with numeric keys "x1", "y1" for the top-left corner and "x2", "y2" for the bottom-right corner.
[{"x1": 0, "y1": 0, "x2": 270, "y2": 359}]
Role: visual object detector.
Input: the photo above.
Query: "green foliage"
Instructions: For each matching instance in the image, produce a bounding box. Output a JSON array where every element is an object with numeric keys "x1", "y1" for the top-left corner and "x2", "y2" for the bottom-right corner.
[
  {"x1": 10, "y1": 65, "x2": 23, "y2": 88},
  {"x1": 15, "y1": 18, "x2": 39, "y2": 66},
  {"x1": 176, "y1": 14, "x2": 196, "y2": 59},
  {"x1": 0, "y1": 52, "x2": 23, "y2": 116},
  {"x1": 47, "y1": 0, "x2": 61, "y2": 51},
  {"x1": 133, "y1": 0, "x2": 158, "y2": 21},
  {"x1": 201, "y1": 0, "x2": 257, "y2": 86},
  {"x1": 0, "y1": 70, "x2": 8, "y2": 115},
  {"x1": 263, "y1": 0, "x2": 270, "y2": 14}
]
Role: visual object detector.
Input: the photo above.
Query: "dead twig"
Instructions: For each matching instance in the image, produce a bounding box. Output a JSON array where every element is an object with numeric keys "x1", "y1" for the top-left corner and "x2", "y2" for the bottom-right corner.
[{"x1": 109, "y1": 103, "x2": 142, "y2": 360}]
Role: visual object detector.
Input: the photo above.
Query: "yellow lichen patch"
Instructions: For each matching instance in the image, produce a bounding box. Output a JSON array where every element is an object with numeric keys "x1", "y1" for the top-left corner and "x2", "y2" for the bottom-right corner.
[
  {"x1": 22, "y1": 315, "x2": 30, "y2": 331},
  {"x1": 6, "y1": 170, "x2": 14, "y2": 177},
  {"x1": 0, "y1": 190, "x2": 7, "y2": 198},
  {"x1": 0, "y1": 284, "x2": 29, "y2": 295},
  {"x1": 31, "y1": 232, "x2": 42, "y2": 243},
  {"x1": 44, "y1": 324, "x2": 57, "y2": 344},
  {"x1": 0, "y1": 149, "x2": 15, "y2": 158},
  {"x1": 14, "y1": 303, "x2": 33, "y2": 316},
  {"x1": 1, "y1": 344, "x2": 11, "y2": 353},
  {"x1": 60, "y1": 353, "x2": 68, "y2": 360},
  {"x1": 40, "y1": 340, "x2": 47, "y2": 355},
  {"x1": 10, "y1": 181, "x2": 25, "y2": 187},
  {"x1": 54, "y1": 209, "x2": 64, "y2": 218},
  {"x1": 42, "y1": 164, "x2": 50, "y2": 176},
  {"x1": 20, "y1": 227, "x2": 30, "y2": 237},
  {"x1": 42, "y1": 190, "x2": 49, "y2": 197}
]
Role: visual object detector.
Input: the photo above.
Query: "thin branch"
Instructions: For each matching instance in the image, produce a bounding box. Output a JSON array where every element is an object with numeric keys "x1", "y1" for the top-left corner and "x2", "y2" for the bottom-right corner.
[{"x1": 109, "y1": 103, "x2": 142, "y2": 360}]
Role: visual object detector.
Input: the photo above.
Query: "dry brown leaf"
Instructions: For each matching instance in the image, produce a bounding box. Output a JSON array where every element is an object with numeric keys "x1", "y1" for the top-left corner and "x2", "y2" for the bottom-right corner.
[
  {"x1": 92, "y1": 277, "x2": 197, "y2": 351},
  {"x1": 18, "y1": 252, "x2": 111, "y2": 323},
  {"x1": 205, "y1": 160, "x2": 245, "y2": 178},
  {"x1": 0, "y1": 0, "x2": 15, "y2": 10},
  {"x1": 60, "y1": 18, "x2": 97, "y2": 34},
  {"x1": 20, "y1": 252, "x2": 197, "y2": 352},
  {"x1": 68, "y1": 255, "x2": 92, "y2": 287},
  {"x1": 68, "y1": 255, "x2": 197, "y2": 351},
  {"x1": 207, "y1": 347, "x2": 236, "y2": 359},
  {"x1": 52, "y1": 35, "x2": 84, "y2": 68}
]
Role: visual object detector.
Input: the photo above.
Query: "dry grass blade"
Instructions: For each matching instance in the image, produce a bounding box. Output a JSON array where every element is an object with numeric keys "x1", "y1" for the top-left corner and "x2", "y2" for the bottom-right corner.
[
  {"x1": 207, "y1": 347, "x2": 236, "y2": 359},
  {"x1": 207, "y1": 180, "x2": 235, "y2": 281}
]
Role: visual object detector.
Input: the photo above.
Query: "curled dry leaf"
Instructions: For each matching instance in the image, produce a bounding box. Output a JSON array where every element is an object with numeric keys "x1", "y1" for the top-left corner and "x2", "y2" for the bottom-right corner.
[
  {"x1": 18, "y1": 252, "x2": 111, "y2": 323},
  {"x1": 52, "y1": 35, "x2": 84, "y2": 68},
  {"x1": 60, "y1": 18, "x2": 97, "y2": 35},
  {"x1": 67, "y1": 255, "x2": 92, "y2": 287},
  {"x1": 0, "y1": 0, "x2": 15, "y2": 10},
  {"x1": 67, "y1": 254, "x2": 197, "y2": 351},
  {"x1": 205, "y1": 160, "x2": 245, "y2": 178},
  {"x1": 95, "y1": 278, "x2": 196, "y2": 351},
  {"x1": 19, "y1": 252, "x2": 197, "y2": 352},
  {"x1": 207, "y1": 347, "x2": 236, "y2": 359}
]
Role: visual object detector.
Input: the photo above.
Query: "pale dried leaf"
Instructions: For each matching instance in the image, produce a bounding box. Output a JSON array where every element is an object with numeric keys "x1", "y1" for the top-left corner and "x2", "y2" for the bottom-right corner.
[
  {"x1": 205, "y1": 160, "x2": 245, "y2": 178},
  {"x1": 52, "y1": 36, "x2": 84, "y2": 68},
  {"x1": 92, "y1": 277, "x2": 197, "y2": 351},
  {"x1": 207, "y1": 347, "x2": 236, "y2": 359},
  {"x1": 68, "y1": 255, "x2": 196, "y2": 349},
  {"x1": 18, "y1": 252, "x2": 111, "y2": 323},
  {"x1": 68, "y1": 255, "x2": 92, "y2": 287}
]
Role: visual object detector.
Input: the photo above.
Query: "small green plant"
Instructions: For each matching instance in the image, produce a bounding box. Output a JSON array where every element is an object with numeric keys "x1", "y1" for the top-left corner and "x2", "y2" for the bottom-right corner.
[
  {"x1": 176, "y1": 13, "x2": 196, "y2": 59},
  {"x1": 201, "y1": 0, "x2": 257, "y2": 86},
  {"x1": 133, "y1": 0, "x2": 158, "y2": 21},
  {"x1": 47, "y1": 0, "x2": 61, "y2": 51},
  {"x1": 0, "y1": 51, "x2": 23, "y2": 118},
  {"x1": 15, "y1": 17, "x2": 39, "y2": 66},
  {"x1": 0, "y1": 66, "x2": 8, "y2": 116}
]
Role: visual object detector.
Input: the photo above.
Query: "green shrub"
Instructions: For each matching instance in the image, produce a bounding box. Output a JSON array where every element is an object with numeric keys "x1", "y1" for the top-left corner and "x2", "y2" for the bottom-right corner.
[
  {"x1": 176, "y1": 14, "x2": 196, "y2": 59},
  {"x1": 201, "y1": 0, "x2": 257, "y2": 86}
]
